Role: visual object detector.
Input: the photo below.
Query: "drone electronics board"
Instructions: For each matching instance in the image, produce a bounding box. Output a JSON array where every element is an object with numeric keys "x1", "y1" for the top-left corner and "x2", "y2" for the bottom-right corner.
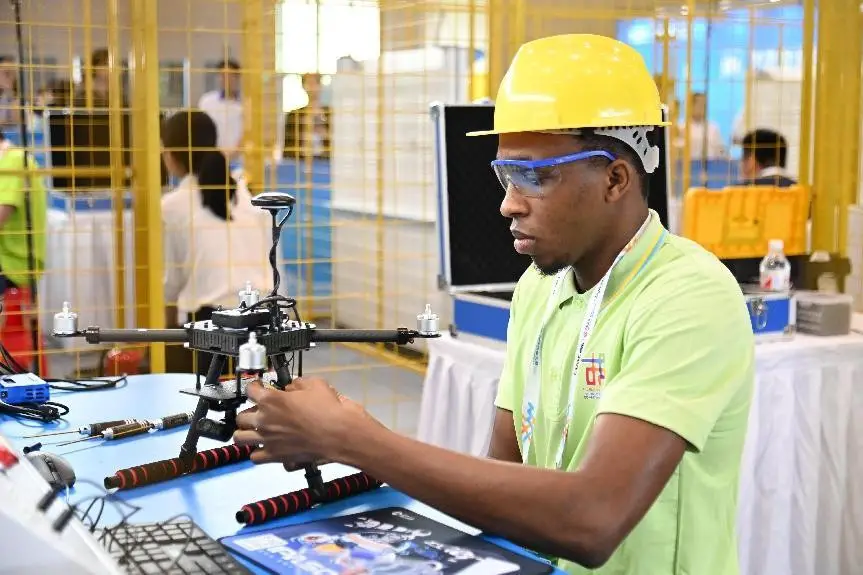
[{"x1": 220, "y1": 507, "x2": 555, "y2": 574}]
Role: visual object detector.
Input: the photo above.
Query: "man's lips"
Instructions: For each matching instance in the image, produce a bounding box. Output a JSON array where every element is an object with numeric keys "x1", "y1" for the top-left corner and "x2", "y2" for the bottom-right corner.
[{"x1": 511, "y1": 230, "x2": 536, "y2": 254}]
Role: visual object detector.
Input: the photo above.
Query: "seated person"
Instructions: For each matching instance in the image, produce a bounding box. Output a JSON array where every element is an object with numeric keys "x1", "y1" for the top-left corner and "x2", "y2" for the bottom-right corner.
[
  {"x1": 725, "y1": 128, "x2": 803, "y2": 285},
  {"x1": 739, "y1": 129, "x2": 797, "y2": 187},
  {"x1": 160, "y1": 110, "x2": 271, "y2": 375},
  {"x1": 0, "y1": 130, "x2": 48, "y2": 372}
]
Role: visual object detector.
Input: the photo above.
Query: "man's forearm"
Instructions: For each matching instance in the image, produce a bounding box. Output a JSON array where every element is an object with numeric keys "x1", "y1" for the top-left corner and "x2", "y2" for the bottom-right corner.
[{"x1": 339, "y1": 419, "x2": 609, "y2": 567}]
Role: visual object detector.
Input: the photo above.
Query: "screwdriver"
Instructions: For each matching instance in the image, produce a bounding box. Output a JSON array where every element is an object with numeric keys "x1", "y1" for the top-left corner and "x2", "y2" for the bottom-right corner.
[
  {"x1": 56, "y1": 412, "x2": 194, "y2": 446},
  {"x1": 24, "y1": 419, "x2": 142, "y2": 439}
]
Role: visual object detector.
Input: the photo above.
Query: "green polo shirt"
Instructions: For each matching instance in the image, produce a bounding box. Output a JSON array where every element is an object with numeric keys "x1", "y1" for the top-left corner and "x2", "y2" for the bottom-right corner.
[
  {"x1": 0, "y1": 146, "x2": 47, "y2": 288},
  {"x1": 495, "y1": 210, "x2": 754, "y2": 575}
]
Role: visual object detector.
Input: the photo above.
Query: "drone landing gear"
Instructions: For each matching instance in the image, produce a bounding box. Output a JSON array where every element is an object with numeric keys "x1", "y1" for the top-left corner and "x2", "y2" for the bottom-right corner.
[{"x1": 177, "y1": 350, "x2": 327, "y2": 500}]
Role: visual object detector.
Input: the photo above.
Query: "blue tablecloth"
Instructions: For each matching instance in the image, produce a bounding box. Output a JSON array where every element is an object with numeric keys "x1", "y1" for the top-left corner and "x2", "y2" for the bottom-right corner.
[{"x1": 0, "y1": 373, "x2": 562, "y2": 574}]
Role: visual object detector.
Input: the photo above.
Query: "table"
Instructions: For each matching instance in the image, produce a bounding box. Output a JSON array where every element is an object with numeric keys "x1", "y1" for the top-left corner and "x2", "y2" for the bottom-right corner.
[
  {"x1": 418, "y1": 332, "x2": 863, "y2": 575},
  {"x1": 0, "y1": 373, "x2": 562, "y2": 574},
  {"x1": 37, "y1": 197, "x2": 137, "y2": 348}
]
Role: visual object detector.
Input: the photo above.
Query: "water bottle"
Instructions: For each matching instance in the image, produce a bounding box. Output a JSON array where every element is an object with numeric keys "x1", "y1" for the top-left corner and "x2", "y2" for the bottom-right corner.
[{"x1": 759, "y1": 239, "x2": 792, "y2": 292}]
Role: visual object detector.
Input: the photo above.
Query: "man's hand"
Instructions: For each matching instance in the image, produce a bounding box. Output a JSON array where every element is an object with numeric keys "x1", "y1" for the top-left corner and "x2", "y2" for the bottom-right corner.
[{"x1": 233, "y1": 377, "x2": 376, "y2": 466}]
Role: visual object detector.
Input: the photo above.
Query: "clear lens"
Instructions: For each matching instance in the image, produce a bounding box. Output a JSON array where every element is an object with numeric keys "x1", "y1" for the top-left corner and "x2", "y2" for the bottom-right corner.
[{"x1": 492, "y1": 164, "x2": 562, "y2": 196}]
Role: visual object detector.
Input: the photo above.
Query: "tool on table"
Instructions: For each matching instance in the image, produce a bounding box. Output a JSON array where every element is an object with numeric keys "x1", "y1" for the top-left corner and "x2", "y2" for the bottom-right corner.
[
  {"x1": 56, "y1": 412, "x2": 193, "y2": 447},
  {"x1": 24, "y1": 419, "x2": 141, "y2": 439}
]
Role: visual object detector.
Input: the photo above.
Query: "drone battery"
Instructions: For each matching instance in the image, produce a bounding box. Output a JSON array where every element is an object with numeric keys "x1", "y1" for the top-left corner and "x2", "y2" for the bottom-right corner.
[
  {"x1": 210, "y1": 308, "x2": 272, "y2": 330},
  {"x1": 0, "y1": 373, "x2": 50, "y2": 405}
]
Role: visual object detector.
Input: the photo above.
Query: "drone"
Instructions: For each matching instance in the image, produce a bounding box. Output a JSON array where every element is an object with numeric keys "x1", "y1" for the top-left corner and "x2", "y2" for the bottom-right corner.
[{"x1": 51, "y1": 190, "x2": 441, "y2": 499}]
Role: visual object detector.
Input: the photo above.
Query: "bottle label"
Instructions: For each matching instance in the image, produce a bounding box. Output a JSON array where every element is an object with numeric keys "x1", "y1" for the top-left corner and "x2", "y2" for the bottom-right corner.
[{"x1": 760, "y1": 269, "x2": 790, "y2": 291}]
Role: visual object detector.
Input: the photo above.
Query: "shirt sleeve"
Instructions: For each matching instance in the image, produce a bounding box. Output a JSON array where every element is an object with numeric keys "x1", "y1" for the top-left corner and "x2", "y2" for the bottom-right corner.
[
  {"x1": 597, "y1": 265, "x2": 755, "y2": 452},
  {"x1": 0, "y1": 151, "x2": 26, "y2": 209},
  {"x1": 197, "y1": 92, "x2": 210, "y2": 112},
  {"x1": 709, "y1": 122, "x2": 727, "y2": 158},
  {"x1": 494, "y1": 282, "x2": 522, "y2": 413}
]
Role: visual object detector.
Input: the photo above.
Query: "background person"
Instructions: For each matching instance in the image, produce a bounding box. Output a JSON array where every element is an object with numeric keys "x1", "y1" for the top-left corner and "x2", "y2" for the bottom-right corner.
[
  {"x1": 738, "y1": 128, "x2": 796, "y2": 187},
  {"x1": 160, "y1": 110, "x2": 270, "y2": 375},
  {"x1": 198, "y1": 59, "x2": 243, "y2": 162},
  {"x1": 0, "y1": 128, "x2": 48, "y2": 371}
]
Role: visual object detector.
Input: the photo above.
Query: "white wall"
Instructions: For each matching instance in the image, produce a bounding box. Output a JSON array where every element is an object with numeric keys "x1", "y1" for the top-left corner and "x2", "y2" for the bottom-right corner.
[
  {"x1": 329, "y1": 46, "x2": 471, "y2": 350},
  {"x1": 326, "y1": 2, "x2": 639, "y2": 347}
]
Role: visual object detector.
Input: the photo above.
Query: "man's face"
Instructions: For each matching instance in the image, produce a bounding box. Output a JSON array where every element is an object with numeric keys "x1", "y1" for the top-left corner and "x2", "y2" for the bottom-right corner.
[
  {"x1": 497, "y1": 132, "x2": 612, "y2": 276},
  {"x1": 0, "y1": 63, "x2": 15, "y2": 91},
  {"x1": 220, "y1": 69, "x2": 240, "y2": 95},
  {"x1": 740, "y1": 153, "x2": 758, "y2": 179},
  {"x1": 691, "y1": 95, "x2": 706, "y2": 121}
]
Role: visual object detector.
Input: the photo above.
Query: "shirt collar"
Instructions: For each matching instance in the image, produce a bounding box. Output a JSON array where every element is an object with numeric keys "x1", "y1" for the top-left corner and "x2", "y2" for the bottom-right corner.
[
  {"x1": 554, "y1": 209, "x2": 667, "y2": 308},
  {"x1": 220, "y1": 90, "x2": 240, "y2": 101},
  {"x1": 758, "y1": 166, "x2": 790, "y2": 179}
]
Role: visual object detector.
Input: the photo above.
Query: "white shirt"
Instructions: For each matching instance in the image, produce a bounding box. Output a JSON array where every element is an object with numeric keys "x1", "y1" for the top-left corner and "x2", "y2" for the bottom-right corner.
[
  {"x1": 675, "y1": 120, "x2": 727, "y2": 159},
  {"x1": 198, "y1": 91, "x2": 244, "y2": 154},
  {"x1": 162, "y1": 175, "x2": 272, "y2": 322},
  {"x1": 758, "y1": 166, "x2": 793, "y2": 180}
]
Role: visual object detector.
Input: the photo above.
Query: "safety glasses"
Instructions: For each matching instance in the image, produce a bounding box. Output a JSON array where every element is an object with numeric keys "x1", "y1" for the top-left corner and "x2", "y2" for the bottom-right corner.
[{"x1": 491, "y1": 150, "x2": 616, "y2": 197}]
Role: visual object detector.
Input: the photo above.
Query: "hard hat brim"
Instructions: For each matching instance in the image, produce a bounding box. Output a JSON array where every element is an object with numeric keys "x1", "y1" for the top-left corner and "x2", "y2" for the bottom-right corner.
[{"x1": 466, "y1": 121, "x2": 671, "y2": 137}]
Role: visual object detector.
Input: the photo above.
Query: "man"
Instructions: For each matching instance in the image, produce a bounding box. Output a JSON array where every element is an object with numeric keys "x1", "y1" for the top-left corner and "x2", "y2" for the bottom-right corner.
[
  {"x1": 0, "y1": 56, "x2": 18, "y2": 127},
  {"x1": 680, "y1": 92, "x2": 726, "y2": 159},
  {"x1": 73, "y1": 48, "x2": 127, "y2": 108},
  {"x1": 198, "y1": 59, "x2": 243, "y2": 161},
  {"x1": 739, "y1": 128, "x2": 796, "y2": 187},
  {"x1": 0, "y1": 129, "x2": 47, "y2": 368},
  {"x1": 233, "y1": 34, "x2": 755, "y2": 574}
]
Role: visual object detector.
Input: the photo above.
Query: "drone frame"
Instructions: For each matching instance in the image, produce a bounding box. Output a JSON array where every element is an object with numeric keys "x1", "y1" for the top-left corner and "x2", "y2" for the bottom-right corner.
[{"x1": 53, "y1": 191, "x2": 441, "y2": 501}]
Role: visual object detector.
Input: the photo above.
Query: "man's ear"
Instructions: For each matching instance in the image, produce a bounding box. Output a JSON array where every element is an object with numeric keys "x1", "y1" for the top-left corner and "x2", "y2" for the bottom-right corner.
[{"x1": 605, "y1": 160, "x2": 633, "y2": 203}]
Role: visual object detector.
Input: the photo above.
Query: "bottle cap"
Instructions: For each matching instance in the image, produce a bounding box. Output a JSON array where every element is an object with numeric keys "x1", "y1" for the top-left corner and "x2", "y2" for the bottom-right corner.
[{"x1": 768, "y1": 239, "x2": 784, "y2": 252}]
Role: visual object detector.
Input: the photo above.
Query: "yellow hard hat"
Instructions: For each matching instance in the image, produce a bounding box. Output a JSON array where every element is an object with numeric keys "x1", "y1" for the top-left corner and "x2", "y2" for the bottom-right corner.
[{"x1": 468, "y1": 34, "x2": 668, "y2": 137}]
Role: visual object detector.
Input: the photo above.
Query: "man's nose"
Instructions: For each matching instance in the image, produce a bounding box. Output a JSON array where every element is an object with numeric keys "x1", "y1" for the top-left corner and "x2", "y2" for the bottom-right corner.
[{"x1": 500, "y1": 186, "x2": 529, "y2": 219}]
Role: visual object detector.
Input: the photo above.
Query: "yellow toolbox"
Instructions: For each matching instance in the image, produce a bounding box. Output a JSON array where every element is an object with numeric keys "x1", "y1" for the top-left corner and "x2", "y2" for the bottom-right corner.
[{"x1": 682, "y1": 184, "x2": 808, "y2": 259}]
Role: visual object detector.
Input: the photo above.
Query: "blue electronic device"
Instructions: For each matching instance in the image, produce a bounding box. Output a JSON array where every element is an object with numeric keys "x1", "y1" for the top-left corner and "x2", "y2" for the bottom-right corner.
[
  {"x1": 743, "y1": 286, "x2": 796, "y2": 342},
  {"x1": 0, "y1": 373, "x2": 50, "y2": 405}
]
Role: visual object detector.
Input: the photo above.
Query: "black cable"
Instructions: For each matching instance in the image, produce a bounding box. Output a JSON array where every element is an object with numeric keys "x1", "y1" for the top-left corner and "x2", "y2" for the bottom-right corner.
[
  {"x1": 0, "y1": 339, "x2": 27, "y2": 374},
  {"x1": 10, "y1": 0, "x2": 40, "y2": 376},
  {"x1": 243, "y1": 294, "x2": 296, "y2": 313},
  {"x1": 0, "y1": 397, "x2": 69, "y2": 422},
  {"x1": 1, "y1": 338, "x2": 127, "y2": 391},
  {"x1": 44, "y1": 374, "x2": 127, "y2": 392},
  {"x1": 267, "y1": 205, "x2": 293, "y2": 297},
  {"x1": 60, "y1": 478, "x2": 199, "y2": 573}
]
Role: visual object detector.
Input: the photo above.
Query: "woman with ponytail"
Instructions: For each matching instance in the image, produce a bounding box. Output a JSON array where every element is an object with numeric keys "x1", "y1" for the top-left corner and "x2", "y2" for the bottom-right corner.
[{"x1": 161, "y1": 110, "x2": 270, "y2": 374}]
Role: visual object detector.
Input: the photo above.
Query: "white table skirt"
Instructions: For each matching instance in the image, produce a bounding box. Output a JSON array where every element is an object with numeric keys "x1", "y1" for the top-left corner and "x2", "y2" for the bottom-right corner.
[
  {"x1": 37, "y1": 207, "x2": 137, "y2": 348},
  {"x1": 418, "y1": 330, "x2": 863, "y2": 575}
]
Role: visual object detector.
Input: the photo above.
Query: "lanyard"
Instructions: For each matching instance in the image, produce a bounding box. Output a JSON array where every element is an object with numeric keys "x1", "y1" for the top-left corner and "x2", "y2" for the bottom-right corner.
[{"x1": 520, "y1": 213, "x2": 653, "y2": 469}]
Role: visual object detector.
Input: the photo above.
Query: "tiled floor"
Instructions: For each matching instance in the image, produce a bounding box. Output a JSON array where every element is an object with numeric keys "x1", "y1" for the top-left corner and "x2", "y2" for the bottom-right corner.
[{"x1": 47, "y1": 342, "x2": 426, "y2": 437}]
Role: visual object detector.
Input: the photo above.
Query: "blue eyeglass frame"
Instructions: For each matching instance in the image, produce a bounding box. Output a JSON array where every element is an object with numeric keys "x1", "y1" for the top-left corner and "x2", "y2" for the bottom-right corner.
[{"x1": 490, "y1": 149, "x2": 617, "y2": 171}]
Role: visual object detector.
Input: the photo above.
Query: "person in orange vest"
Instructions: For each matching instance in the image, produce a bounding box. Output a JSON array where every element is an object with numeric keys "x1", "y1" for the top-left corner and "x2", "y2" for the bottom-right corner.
[{"x1": 0, "y1": 128, "x2": 48, "y2": 373}]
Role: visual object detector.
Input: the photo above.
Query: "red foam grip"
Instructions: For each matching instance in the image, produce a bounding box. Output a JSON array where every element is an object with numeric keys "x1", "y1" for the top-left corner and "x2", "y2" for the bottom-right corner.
[
  {"x1": 235, "y1": 472, "x2": 383, "y2": 526},
  {"x1": 104, "y1": 444, "x2": 254, "y2": 490}
]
